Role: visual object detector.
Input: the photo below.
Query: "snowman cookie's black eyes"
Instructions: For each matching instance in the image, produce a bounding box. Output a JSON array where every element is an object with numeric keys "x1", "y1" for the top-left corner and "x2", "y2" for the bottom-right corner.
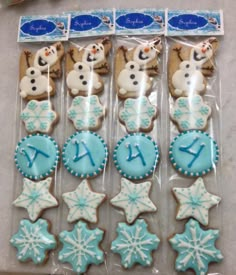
[
  {"x1": 100, "y1": 46, "x2": 103, "y2": 50},
  {"x1": 78, "y1": 65, "x2": 83, "y2": 70},
  {"x1": 97, "y1": 48, "x2": 100, "y2": 52},
  {"x1": 92, "y1": 45, "x2": 96, "y2": 49}
]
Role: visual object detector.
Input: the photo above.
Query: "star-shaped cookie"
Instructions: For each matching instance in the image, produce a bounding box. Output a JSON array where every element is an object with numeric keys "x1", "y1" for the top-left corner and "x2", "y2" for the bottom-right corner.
[
  {"x1": 172, "y1": 177, "x2": 221, "y2": 226},
  {"x1": 110, "y1": 178, "x2": 157, "y2": 223},
  {"x1": 62, "y1": 179, "x2": 106, "y2": 223},
  {"x1": 13, "y1": 177, "x2": 58, "y2": 221}
]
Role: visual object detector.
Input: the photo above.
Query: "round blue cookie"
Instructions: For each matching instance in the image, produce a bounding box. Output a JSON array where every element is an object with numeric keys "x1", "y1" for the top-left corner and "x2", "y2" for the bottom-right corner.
[
  {"x1": 14, "y1": 134, "x2": 59, "y2": 180},
  {"x1": 169, "y1": 130, "x2": 219, "y2": 177},
  {"x1": 62, "y1": 131, "x2": 108, "y2": 178},
  {"x1": 113, "y1": 133, "x2": 159, "y2": 180}
]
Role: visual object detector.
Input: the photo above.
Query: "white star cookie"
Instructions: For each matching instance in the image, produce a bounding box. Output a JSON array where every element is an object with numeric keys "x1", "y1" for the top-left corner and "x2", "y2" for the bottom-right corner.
[
  {"x1": 62, "y1": 179, "x2": 106, "y2": 223},
  {"x1": 172, "y1": 177, "x2": 221, "y2": 226},
  {"x1": 110, "y1": 178, "x2": 157, "y2": 223},
  {"x1": 13, "y1": 177, "x2": 58, "y2": 221}
]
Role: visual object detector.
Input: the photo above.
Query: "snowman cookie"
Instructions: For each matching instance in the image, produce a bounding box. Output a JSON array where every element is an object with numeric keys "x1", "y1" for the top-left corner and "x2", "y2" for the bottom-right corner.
[
  {"x1": 66, "y1": 37, "x2": 112, "y2": 75},
  {"x1": 168, "y1": 38, "x2": 218, "y2": 97},
  {"x1": 117, "y1": 61, "x2": 152, "y2": 98},
  {"x1": 66, "y1": 62, "x2": 103, "y2": 96},
  {"x1": 19, "y1": 67, "x2": 55, "y2": 100}
]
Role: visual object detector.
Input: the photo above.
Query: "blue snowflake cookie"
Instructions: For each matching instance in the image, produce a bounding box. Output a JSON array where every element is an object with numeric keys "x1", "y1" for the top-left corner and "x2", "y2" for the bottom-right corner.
[
  {"x1": 111, "y1": 219, "x2": 160, "y2": 268},
  {"x1": 169, "y1": 219, "x2": 223, "y2": 275},
  {"x1": 10, "y1": 219, "x2": 56, "y2": 264},
  {"x1": 169, "y1": 130, "x2": 219, "y2": 177},
  {"x1": 113, "y1": 133, "x2": 159, "y2": 180},
  {"x1": 59, "y1": 220, "x2": 104, "y2": 274},
  {"x1": 14, "y1": 134, "x2": 59, "y2": 180},
  {"x1": 62, "y1": 131, "x2": 108, "y2": 178}
]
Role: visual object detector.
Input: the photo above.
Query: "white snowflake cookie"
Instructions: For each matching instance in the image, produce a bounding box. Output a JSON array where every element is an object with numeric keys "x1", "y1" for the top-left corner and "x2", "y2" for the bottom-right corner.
[
  {"x1": 20, "y1": 100, "x2": 58, "y2": 133},
  {"x1": 62, "y1": 179, "x2": 106, "y2": 223},
  {"x1": 119, "y1": 96, "x2": 157, "y2": 132},
  {"x1": 66, "y1": 62, "x2": 103, "y2": 96},
  {"x1": 172, "y1": 177, "x2": 221, "y2": 226},
  {"x1": 68, "y1": 95, "x2": 105, "y2": 131},
  {"x1": 110, "y1": 178, "x2": 157, "y2": 223},
  {"x1": 13, "y1": 177, "x2": 58, "y2": 221},
  {"x1": 117, "y1": 61, "x2": 152, "y2": 98},
  {"x1": 170, "y1": 95, "x2": 211, "y2": 131}
]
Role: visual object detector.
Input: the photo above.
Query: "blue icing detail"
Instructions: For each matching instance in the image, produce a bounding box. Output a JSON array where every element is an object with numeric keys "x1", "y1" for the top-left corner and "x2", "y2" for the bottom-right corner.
[
  {"x1": 169, "y1": 14, "x2": 208, "y2": 30},
  {"x1": 113, "y1": 133, "x2": 159, "y2": 180},
  {"x1": 14, "y1": 134, "x2": 59, "y2": 180},
  {"x1": 59, "y1": 221, "x2": 104, "y2": 274},
  {"x1": 71, "y1": 15, "x2": 101, "y2": 32},
  {"x1": 10, "y1": 219, "x2": 56, "y2": 264},
  {"x1": 111, "y1": 219, "x2": 160, "y2": 268},
  {"x1": 169, "y1": 219, "x2": 223, "y2": 275},
  {"x1": 116, "y1": 13, "x2": 153, "y2": 29},
  {"x1": 169, "y1": 131, "x2": 219, "y2": 176},
  {"x1": 62, "y1": 131, "x2": 108, "y2": 178}
]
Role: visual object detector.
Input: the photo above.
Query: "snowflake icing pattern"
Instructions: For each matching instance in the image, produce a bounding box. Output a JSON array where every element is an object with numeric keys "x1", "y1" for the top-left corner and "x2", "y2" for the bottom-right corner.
[
  {"x1": 20, "y1": 100, "x2": 57, "y2": 133},
  {"x1": 169, "y1": 219, "x2": 223, "y2": 275},
  {"x1": 111, "y1": 219, "x2": 160, "y2": 268},
  {"x1": 10, "y1": 219, "x2": 56, "y2": 264},
  {"x1": 170, "y1": 95, "x2": 211, "y2": 131},
  {"x1": 59, "y1": 221, "x2": 104, "y2": 274},
  {"x1": 119, "y1": 96, "x2": 157, "y2": 132},
  {"x1": 68, "y1": 95, "x2": 105, "y2": 131}
]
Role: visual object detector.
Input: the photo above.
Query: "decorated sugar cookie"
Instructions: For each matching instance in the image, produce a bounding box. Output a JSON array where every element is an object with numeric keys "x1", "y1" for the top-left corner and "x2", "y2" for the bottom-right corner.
[
  {"x1": 170, "y1": 95, "x2": 211, "y2": 131},
  {"x1": 113, "y1": 133, "x2": 159, "y2": 180},
  {"x1": 172, "y1": 177, "x2": 221, "y2": 226},
  {"x1": 10, "y1": 219, "x2": 56, "y2": 264},
  {"x1": 119, "y1": 96, "x2": 157, "y2": 132},
  {"x1": 59, "y1": 221, "x2": 104, "y2": 274},
  {"x1": 20, "y1": 100, "x2": 58, "y2": 133},
  {"x1": 168, "y1": 38, "x2": 218, "y2": 97},
  {"x1": 110, "y1": 178, "x2": 156, "y2": 223},
  {"x1": 115, "y1": 37, "x2": 162, "y2": 98},
  {"x1": 111, "y1": 219, "x2": 160, "y2": 268},
  {"x1": 62, "y1": 179, "x2": 106, "y2": 223},
  {"x1": 68, "y1": 95, "x2": 105, "y2": 131},
  {"x1": 66, "y1": 62, "x2": 104, "y2": 96},
  {"x1": 19, "y1": 42, "x2": 64, "y2": 100},
  {"x1": 14, "y1": 134, "x2": 59, "y2": 180},
  {"x1": 169, "y1": 219, "x2": 223, "y2": 275},
  {"x1": 66, "y1": 37, "x2": 112, "y2": 75},
  {"x1": 169, "y1": 130, "x2": 219, "y2": 177},
  {"x1": 13, "y1": 177, "x2": 58, "y2": 221},
  {"x1": 62, "y1": 131, "x2": 108, "y2": 178}
]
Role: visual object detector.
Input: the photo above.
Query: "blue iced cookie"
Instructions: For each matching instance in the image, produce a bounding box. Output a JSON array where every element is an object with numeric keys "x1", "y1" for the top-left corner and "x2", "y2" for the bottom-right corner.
[
  {"x1": 169, "y1": 219, "x2": 223, "y2": 275},
  {"x1": 62, "y1": 131, "x2": 108, "y2": 178},
  {"x1": 169, "y1": 130, "x2": 219, "y2": 177},
  {"x1": 10, "y1": 219, "x2": 56, "y2": 264},
  {"x1": 14, "y1": 134, "x2": 59, "y2": 180},
  {"x1": 59, "y1": 220, "x2": 104, "y2": 274},
  {"x1": 111, "y1": 219, "x2": 160, "y2": 268},
  {"x1": 113, "y1": 133, "x2": 159, "y2": 180}
]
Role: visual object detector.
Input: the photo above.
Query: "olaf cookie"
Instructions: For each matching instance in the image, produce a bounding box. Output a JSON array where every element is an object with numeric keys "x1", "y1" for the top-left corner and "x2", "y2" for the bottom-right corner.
[
  {"x1": 19, "y1": 42, "x2": 64, "y2": 100},
  {"x1": 66, "y1": 37, "x2": 112, "y2": 74},
  {"x1": 115, "y1": 37, "x2": 162, "y2": 98},
  {"x1": 168, "y1": 37, "x2": 218, "y2": 97}
]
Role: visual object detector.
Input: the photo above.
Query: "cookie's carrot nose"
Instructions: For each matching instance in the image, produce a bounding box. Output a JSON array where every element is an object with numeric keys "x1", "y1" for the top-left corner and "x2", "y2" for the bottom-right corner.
[
  {"x1": 144, "y1": 47, "x2": 150, "y2": 53},
  {"x1": 45, "y1": 51, "x2": 50, "y2": 56},
  {"x1": 91, "y1": 48, "x2": 97, "y2": 54},
  {"x1": 201, "y1": 48, "x2": 207, "y2": 54}
]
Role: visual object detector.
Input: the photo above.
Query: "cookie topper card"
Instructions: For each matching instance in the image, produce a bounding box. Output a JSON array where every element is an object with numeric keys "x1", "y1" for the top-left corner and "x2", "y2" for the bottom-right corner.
[
  {"x1": 67, "y1": 9, "x2": 115, "y2": 38},
  {"x1": 115, "y1": 9, "x2": 165, "y2": 35},
  {"x1": 166, "y1": 10, "x2": 224, "y2": 36},
  {"x1": 18, "y1": 14, "x2": 70, "y2": 42}
]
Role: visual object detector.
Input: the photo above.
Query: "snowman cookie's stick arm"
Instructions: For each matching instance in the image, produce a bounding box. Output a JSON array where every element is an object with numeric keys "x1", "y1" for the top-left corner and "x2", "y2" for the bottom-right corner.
[
  {"x1": 24, "y1": 51, "x2": 31, "y2": 68},
  {"x1": 173, "y1": 47, "x2": 183, "y2": 62},
  {"x1": 141, "y1": 65, "x2": 158, "y2": 74},
  {"x1": 119, "y1": 46, "x2": 129, "y2": 64},
  {"x1": 68, "y1": 49, "x2": 76, "y2": 64},
  {"x1": 50, "y1": 69, "x2": 60, "y2": 78},
  {"x1": 95, "y1": 63, "x2": 109, "y2": 71}
]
